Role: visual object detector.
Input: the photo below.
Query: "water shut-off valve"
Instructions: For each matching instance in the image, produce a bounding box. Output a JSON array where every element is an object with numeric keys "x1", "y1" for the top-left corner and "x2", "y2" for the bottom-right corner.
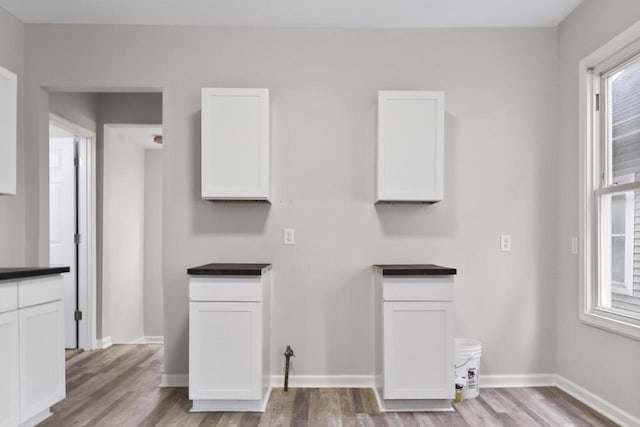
[{"x1": 283, "y1": 345, "x2": 295, "y2": 391}]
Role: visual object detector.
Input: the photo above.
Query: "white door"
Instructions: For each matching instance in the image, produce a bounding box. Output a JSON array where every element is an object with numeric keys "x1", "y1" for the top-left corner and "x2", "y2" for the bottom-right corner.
[
  {"x1": 0, "y1": 310, "x2": 19, "y2": 427},
  {"x1": 189, "y1": 301, "x2": 262, "y2": 400},
  {"x1": 50, "y1": 137, "x2": 77, "y2": 349},
  {"x1": 19, "y1": 301, "x2": 66, "y2": 423},
  {"x1": 383, "y1": 301, "x2": 454, "y2": 400}
]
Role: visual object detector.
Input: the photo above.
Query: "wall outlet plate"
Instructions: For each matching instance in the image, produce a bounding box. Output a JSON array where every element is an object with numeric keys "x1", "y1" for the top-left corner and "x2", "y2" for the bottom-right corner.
[
  {"x1": 500, "y1": 235, "x2": 511, "y2": 252},
  {"x1": 284, "y1": 228, "x2": 295, "y2": 245}
]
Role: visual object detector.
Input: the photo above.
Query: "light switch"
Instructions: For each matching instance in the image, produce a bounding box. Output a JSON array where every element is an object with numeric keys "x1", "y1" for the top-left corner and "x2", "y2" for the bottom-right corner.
[{"x1": 571, "y1": 237, "x2": 578, "y2": 255}]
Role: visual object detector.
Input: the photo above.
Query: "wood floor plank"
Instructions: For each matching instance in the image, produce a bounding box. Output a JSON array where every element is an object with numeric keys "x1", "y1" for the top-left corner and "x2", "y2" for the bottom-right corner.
[
  {"x1": 41, "y1": 345, "x2": 621, "y2": 427},
  {"x1": 258, "y1": 388, "x2": 297, "y2": 427},
  {"x1": 309, "y1": 388, "x2": 343, "y2": 427},
  {"x1": 291, "y1": 387, "x2": 311, "y2": 427}
]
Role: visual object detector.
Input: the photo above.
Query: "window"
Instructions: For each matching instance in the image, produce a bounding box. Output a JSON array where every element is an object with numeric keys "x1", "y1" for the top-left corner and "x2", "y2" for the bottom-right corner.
[{"x1": 581, "y1": 27, "x2": 640, "y2": 340}]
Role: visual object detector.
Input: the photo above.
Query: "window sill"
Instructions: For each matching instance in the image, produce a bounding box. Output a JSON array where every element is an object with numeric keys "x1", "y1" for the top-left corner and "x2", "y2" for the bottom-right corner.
[{"x1": 580, "y1": 309, "x2": 640, "y2": 341}]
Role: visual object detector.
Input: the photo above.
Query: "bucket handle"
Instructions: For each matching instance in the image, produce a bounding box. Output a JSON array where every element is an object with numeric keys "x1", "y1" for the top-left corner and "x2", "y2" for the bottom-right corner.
[{"x1": 455, "y1": 356, "x2": 475, "y2": 369}]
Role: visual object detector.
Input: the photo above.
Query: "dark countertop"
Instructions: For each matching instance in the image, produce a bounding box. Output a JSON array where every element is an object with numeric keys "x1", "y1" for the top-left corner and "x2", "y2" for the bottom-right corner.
[
  {"x1": 375, "y1": 264, "x2": 457, "y2": 276},
  {"x1": 187, "y1": 263, "x2": 271, "y2": 276},
  {"x1": 0, "y1": 266, "x2": 71, "y2": 281}
]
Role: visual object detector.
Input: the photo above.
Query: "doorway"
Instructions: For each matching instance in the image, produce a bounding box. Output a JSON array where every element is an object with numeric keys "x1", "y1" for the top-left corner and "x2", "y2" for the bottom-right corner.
[
  {"x1": 103, "y1": 124, "x2": 164, "y2": 344},
  {"x1": 48, "y1": 91, "x2": 163, "y2": 350},
  {"x1": 49, "y1": 116, "x2": 96, "y2": 350}
]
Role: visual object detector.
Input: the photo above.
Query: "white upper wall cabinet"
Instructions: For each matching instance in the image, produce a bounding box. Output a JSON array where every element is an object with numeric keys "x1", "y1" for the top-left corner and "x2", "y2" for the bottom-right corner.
[
  {"x1": 201, "y1": 88, "x2": 270, "y2": 201},
  {"x1": 0, "y1": 66, "x2": 17, "y2": 196},
  {"x1": 376, "y1": 91, "x2": 444, "y2": 203}
]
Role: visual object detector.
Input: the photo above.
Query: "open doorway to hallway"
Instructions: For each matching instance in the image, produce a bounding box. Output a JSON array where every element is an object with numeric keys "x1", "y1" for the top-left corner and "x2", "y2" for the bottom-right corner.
[{"x1": 48, "y1": 91, "x2": 163, "y2": 350}]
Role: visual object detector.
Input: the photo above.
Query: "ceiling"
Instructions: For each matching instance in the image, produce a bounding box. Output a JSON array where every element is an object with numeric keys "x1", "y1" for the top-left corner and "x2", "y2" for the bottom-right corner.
[{"x1": 0, "y1": 0, "x2": 583, "y2": 28}]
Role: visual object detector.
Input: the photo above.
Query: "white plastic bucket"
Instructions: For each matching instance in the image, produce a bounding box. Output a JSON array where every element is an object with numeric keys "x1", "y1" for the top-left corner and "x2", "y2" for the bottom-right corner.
[{"x1": 455, "y1": 338, "x2": 482, "y2": 400}]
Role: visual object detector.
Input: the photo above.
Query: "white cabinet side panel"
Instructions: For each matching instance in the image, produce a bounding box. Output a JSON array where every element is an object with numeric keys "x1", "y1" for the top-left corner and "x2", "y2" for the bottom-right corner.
[{"x1": 0, "y1": 311, "x2": 19, "y2": 427}]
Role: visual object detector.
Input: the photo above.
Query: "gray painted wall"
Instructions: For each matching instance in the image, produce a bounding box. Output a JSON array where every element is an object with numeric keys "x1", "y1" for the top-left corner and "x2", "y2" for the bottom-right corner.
[
  {"x1": 556, "y1": 0, "x2": 640, "y2": 419},
  {"x1": 49, "y1": 92, "x2": 99, "y2": 133},
  {"x1": 24, "y1": 25, "x2": 559, "y2": 378},
  {"x1": 0, "y1": 7, "x2": 24, "y2": 267},
  {"x1": 103, "y1": 125, "x2": 146, "y2": 343},
  {"x1": 144, "y1": 149, "x2": 164, "y2": 337}
]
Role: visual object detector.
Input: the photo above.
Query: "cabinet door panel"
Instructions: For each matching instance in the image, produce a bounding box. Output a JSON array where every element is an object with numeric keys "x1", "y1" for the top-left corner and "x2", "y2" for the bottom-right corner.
[
  {"x1": 201, "y1": 88, "x2": 270, "y2": 200},
  {"x1": 383, "y1": 301, "x2": 454, "y2": 399},
  {"x1": 377, "y1": 91, "x2": 444, "y2": 202},
  {"x1": 189, "y1": 301, "x2": 261, "y2": 400},
  {"x1": 19, "y1": 301, "x2": 66, "y2": 422},
  {"x1": 0, "y1": 311, "x2": 19, "y2": 427}
]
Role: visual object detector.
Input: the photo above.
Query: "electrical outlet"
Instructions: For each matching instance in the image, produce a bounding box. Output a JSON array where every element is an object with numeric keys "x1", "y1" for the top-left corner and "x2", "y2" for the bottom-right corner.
[
  {"x1": 284, "y1": 228, "x2": 295, "y2": 245},
  {"x1": 500, "y1": 235, "x2": 511, "y2": 252},
  {"x1": 571, "y1": 237, "x2": 578, "y2": 255}
]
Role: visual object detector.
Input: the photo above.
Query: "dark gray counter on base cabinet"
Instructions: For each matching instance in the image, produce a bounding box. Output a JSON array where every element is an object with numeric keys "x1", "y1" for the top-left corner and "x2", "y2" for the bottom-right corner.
[
  {"x1": 373, "y1": 264, "x2": 457, "y2": 412},
  {"x1": 188, "y1": 263, "x2": 272, "y2": 412}
]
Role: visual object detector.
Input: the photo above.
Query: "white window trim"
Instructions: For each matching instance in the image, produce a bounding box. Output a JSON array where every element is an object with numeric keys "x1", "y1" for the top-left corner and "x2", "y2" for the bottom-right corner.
[
  {"x1": 608, "y1": 174, "x2": 635, "y2": 297},
  {"x1": 579, "y1": 20, "x2": 640, "y2": 341}
]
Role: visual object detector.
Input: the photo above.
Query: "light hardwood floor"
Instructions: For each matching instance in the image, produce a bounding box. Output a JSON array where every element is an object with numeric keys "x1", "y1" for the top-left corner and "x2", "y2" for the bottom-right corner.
[{"x1": 44, "y1": 345, "x2": 617, "y2": 426}]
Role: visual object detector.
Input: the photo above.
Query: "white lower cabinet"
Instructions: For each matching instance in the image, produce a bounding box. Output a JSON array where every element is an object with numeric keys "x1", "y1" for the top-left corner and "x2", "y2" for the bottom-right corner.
[
  {"x1": 0, "y1": 274, "x2": 65, "y2": 427},
  {"x1": 373, "y1": 265, "x2": 456, "y2": 412},
  {"x1": 188, "y1": 264, "x2": 271, "y2": 412},
  {"x1": 0, "y1": 311, "x2": 20, "y2": 427},
  {"x1": 19, "y1": 301, "x2": 65, "y2": 423}
]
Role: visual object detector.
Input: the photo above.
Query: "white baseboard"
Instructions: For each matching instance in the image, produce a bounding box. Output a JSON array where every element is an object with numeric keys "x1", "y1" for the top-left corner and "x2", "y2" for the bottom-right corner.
[
  {"x1": 160, "y1": 374, "x2": 374, "y2": 389},
  {"x1": 128, "y1": 336, "x2": 164, "y2": 345},
  {"x1": 96, "y1": 336, "x2": 112, "y2": 349},
  {"x1": 19, "y1": 409, "x2": 52, "y2": 427},
  {"x1": 270, "y1": 375, "x2": 374, "y2": 388},
  {"x1": 480, "y1": 374, "x2": 556, "y2": 388},
  {"x1": 160, "y1": 374, "x2": 188, "y2": 387},
  {"x1": 555, "y1": 375, "x2": 640, "y2": 427}
]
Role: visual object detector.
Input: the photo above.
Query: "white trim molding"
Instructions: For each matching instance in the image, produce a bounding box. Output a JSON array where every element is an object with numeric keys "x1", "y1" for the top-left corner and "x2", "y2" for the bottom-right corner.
[
  {"x1": 270, "y1": 375, "x2": 374, "y2": 389},
  {"x1": 142, "y1": 336, "x2": 164, "y2": 344},
  {"x1": 128, "y1": 336, "x2": 164, "y2": 345},
  {"x1": 97, "y1": 336, "x2": 112, "y2": 349},
  {"x1": 49, "y1": 114, "x2": 98, "y2": 352},
  {"x1": 579, "y1": 17, "x2": 640, "y2": 341},
  {"x1": 555, "y1": 375, "x2": 640, "y2": 427},
  {"x1": 160, "y1": 374, "x2": 188, "y2": 388},
  {"x1": 479, "y1": 374, "x2": 556, "y2": 388},
  {"x1": 18, "y1": 409, "x2": 52, "y2": 427}
]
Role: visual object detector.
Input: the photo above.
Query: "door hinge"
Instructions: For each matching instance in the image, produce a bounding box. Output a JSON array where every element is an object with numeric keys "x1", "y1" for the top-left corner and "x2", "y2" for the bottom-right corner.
[
  {"x1": 74, "y1": 156, "x2": 79, "y2": 168},
  {"x1": 595, "y1": 94, "x2": 600, "y2": 111},
  {"x1": 74, "y1": 311, "x2": 82, "y2": 321},
  {"x1": 74, "y1": 233, "x2": 81, "y2": 245}
]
